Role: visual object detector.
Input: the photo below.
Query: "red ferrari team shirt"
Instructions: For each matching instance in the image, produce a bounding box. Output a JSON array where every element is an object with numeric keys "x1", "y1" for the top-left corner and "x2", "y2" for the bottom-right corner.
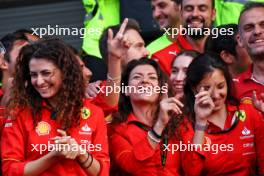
[
  {"x1": 151, "y1": 35, "x2": 193, "y2": 75},
  {"x1": 233, "y1": 64, "x2": 264, "y2": 104},
  {"x1": 1, "y1": 99, "x2": 110, "y2": 176},
  {"x1": 182, "y1": 103, "x2": 264, "y2": 176},
  {"x1": 109, "y1": 113, "x2": 196, "y2": 176}
]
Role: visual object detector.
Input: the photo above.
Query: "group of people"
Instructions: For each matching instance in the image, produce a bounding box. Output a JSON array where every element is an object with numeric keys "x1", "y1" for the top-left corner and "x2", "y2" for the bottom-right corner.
[{"x1": 0, "y1": 0, "x2": 264, "y2": 176}]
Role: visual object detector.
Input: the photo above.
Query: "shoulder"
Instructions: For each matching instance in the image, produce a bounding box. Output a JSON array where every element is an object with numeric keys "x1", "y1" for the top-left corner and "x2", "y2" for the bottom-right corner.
[{"x1": 147, "y1": 35, "x2": 172, "y2": 56}]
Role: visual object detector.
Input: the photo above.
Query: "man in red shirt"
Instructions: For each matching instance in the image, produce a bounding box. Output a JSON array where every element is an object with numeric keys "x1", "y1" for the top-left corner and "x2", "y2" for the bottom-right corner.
[
  {"x1": 148, "y1": 0, "x2": 216, "y2": 75},
  {"x1": 235, "y1": 2, "x2": 264, "y2": 109}
]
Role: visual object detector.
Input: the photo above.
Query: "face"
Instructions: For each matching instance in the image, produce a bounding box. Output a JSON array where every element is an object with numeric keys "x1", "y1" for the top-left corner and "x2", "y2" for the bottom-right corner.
[
  {"x1": 76, "y1": 55, "x2": 92, "y2": 86},
  {"x1": 127, "y1": 64, "x2": 160, "y2": 104},
  {"x1": 170, "y1": 54, "x2": 193, "y2": 99},
  {"x1": 195, "y1": 69, "x2": 227, "y2": 112},
  {"x1": 151, "y1": 0, "x2": 180, "y2": 29},
  {"x1": 29, "y1": 58, "x2": 63, "y2": 106},
  {"x1": 238, "y1": 8, "x2": 264, "y2": 59},
  {"x1": 8, "y1": 40, "x2": 28, "y2": 75},
  {"x1": 181, "y1": 0, "x2": 215, "y2": 39},
  {"x1": 124, "y1": 29, "x2": 149, "y2": 66}
]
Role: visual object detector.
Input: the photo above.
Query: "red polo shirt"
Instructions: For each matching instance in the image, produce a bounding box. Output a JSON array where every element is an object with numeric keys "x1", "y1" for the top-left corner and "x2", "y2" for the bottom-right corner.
[
  {"x1": 1, "y1": 99, "x2": 110, "y2": 176},
  {"x1": 91, "y1": 80, "x2": 118, "y2": 118},
  {"x1": 151, "y1": 35, "x2": 193, "y2": 75},
  {"x1": 233, "y1": 64, "x2": 264, "y2": 104},
  {"x1": 109, "y1": 113, "x2": 195, "y2": 176},
  {"x1": 182, "y1": 103, "x2": 264, "y2": 175}
]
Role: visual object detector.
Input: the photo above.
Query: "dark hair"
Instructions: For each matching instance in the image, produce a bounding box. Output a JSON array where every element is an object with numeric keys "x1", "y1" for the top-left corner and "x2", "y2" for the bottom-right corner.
[
  {"x1": 0, "y1": 32, "x2": 28, "y2": 62},
  {"x1": 112, "y1": 58, "x2": 183, "y2": 137},
  {"x1": 171, "y1": 0, "x2": 182, "y2": 5},
  {"x1": 171, "y1": 50, "x2": 200, "y2": 67},
  {"x1": 8, "y1": 39, "x2": 85, "y2": 130},
  {"x1": 205, "y1": 24, "x2": 238, "y2": 56},
  {"x1": 184, "y1": 53, "x2": 239, "y2": 121},
  {"x1": 238, "y1": 2, "x2": 264, "y2": 26},
  {"x1": 99, "y1": 18, "x2": 141, "y2": 64},
  {"x1": 181, "y1": 0, "x2": 214, "y2": 9}
]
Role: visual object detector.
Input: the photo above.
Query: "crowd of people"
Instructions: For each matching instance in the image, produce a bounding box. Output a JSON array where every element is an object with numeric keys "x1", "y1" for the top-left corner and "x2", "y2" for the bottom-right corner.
[{"x1": 0, "y1": 0, "x2": 264, "y2": 175}]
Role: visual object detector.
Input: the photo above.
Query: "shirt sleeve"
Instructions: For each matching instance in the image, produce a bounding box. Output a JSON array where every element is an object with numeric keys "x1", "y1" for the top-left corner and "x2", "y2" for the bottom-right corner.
[
  {"x1": 91, "y1": 107, "x2": 110, "y2": 176},
  {"x1": 1, "y1": 115, "x2": 29, "y2": 176},
  {"x1": 180, "y1": 120, "x2": 207, "y2": 176},
  {"x1": 251, "y1": 106, "x2": 264, "y2": 174},
  {"x1": 109, "y1": 127, "x2": 156, "y2": 174}
]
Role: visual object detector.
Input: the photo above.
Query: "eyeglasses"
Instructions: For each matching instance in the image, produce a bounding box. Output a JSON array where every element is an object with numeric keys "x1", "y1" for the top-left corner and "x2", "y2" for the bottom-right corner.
[{"x1": 0, "y1": 42, "x2": 6, "y2": 55}]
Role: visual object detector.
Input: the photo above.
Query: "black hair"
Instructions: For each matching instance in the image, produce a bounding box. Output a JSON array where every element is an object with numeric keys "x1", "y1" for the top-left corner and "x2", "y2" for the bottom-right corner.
[
  {"x1": 184, "y1": 53, "x2": 239, "y2": 121},
  {"x1": 181, "y1": 0, "x2": 215, "y2": 8},
  {"x1": 171, "y1": 50, "x2": 200, "y2": 67},
  {"x1": 238, "y1": 2, "x2": 264, "y2": 26},
  {"x1": 0, "y1": 32, "x2": 28, "y2": 62},
  {"x1": 205, "y1": 24, "x2": 238, "y2": 56}
]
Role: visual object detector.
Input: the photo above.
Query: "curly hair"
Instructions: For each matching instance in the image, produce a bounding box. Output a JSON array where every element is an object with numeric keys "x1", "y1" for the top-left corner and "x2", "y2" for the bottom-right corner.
[
  {"x1": 8, "y1": 39, "x2": 85, "y2": 130},
  {"x1": 112, "y1": 58, "x2": 184, "y2": 138}
]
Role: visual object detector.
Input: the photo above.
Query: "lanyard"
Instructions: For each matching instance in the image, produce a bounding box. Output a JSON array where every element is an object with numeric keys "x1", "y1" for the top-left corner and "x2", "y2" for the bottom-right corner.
[{"x1": 131, "y1": 121, "x2": 168, "y2": 167}]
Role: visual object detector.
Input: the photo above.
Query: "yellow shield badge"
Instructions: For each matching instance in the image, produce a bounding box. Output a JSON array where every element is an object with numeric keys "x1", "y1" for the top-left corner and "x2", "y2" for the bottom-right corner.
[
  {"x1": 235, "y1": 110, "x2": 246, "y2": 122},
  {"x1": 81, "y1": 107, "x2": 91, "y2": 120}
]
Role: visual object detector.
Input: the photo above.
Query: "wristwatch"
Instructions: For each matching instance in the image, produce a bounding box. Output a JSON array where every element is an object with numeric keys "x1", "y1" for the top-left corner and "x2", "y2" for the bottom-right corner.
[{"x1": 195, "y1": 123, "x2": 208, "y2": 131}]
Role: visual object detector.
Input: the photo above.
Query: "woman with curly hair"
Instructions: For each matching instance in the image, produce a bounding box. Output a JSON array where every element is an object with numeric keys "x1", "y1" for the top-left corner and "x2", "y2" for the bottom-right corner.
[
  {"x1": 109, "y1": 58, "x2": 189, "y2": 175},
  {"x1": 1, "y1": 39, "x2": 109, "y2": 176}
]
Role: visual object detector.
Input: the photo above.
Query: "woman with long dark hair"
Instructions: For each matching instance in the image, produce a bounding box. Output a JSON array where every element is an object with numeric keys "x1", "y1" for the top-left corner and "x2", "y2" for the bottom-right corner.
[
  {"x1": 183, "y1": 53, "x2": 264, "y2": 175},
  {"x1": 109, "y1": 58, "x2": 187, "y2": 175},
  {"x1": 1, "y1": 39, "x2": 109, "y2": 176}
]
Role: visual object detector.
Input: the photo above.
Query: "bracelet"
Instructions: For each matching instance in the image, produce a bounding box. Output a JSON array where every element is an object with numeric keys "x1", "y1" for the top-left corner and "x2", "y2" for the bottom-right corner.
[
  {"x1": 148, "y1": 131, "x2": 161, "y2": 143},
  {"x1": 151, "y1": 129, "x2": 162, "y2": 139},
  {"x1": 79, "y1": 153, "x2": 90, "y2": 165},
  {"x1": 107, "y1": 74, "x2": 121, "y2": 82},
  {"x1": 195, "y1": 123, "x2": 208, "y2": 131},
  {"x1": 84, "y1": 154, "x2": 93, "y2": 169}
]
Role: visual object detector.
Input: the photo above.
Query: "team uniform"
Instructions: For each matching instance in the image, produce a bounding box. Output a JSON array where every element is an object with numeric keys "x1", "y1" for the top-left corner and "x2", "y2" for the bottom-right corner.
[
  {"x1": 233, "y1": 64, "x2": 264, "y2": 104},
  {"x1": 91, "y1": 80, "x2": 118, "y2": 118},
  {"x1": 109, "y1": 113, "x2": 194, "y2": 176},
  {"x1": 1, "y1": 99, "x2": 110, "y2": 176},
  {"x1": 147, "y1": 35, "x2": 193, "y2": 75},
  {"x1": 182, "y1": 103, "x2": 264, "y2": 175}
]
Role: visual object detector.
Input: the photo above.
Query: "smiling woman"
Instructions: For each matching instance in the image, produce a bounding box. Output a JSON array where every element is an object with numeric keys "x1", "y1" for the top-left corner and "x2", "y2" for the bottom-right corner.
[{"x1": 1, "y1": 39, "x2": 109, "y2": 176}]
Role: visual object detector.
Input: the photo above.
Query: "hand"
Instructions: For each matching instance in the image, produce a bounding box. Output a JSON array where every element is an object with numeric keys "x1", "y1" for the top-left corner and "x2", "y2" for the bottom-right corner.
[
  {"x1": 107, "y1": 18, "x2": 129, "y2": 59},
  {"x1": 50, "y1": 129, "x2": 83, "y2": 159},
  {"x1": 252, "y1": 91, "x2": 264, "y2": 113},
  {"x1": 85, "y1": 80, "x2": 102, "y2": 98},
  {"x1": 155, "y1": 90, "x2": 184, "y2": 130},
  {"x1": 194, "y1": 87, "x2": 215, "y2": 123}
]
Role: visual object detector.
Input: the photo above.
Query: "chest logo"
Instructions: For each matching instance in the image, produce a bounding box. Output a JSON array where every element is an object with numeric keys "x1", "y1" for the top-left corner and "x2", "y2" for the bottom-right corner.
[
  {"x1": 79, "y1": 123, "x2": 92, "y2": 135},
  {"x1": 235, "y1": 110, "x2": 246, "y2": 122},
  {"x1": 81, "y1": 107, "x2": 91, "y2": 120},
  {"x1": 242, "y1": 127, "x2": 251, "y2": 136},
  {"x1": 36, "y1": 121, "x2": 51, "y2": 136}
]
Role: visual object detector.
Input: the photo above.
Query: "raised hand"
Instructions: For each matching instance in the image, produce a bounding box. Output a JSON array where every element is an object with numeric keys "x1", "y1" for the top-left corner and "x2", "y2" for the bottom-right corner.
[
  {"x1": 85, "y1": 80, "x2": 102, "y2": 98},
  {"x1": 194, "y1": 87, "x2": 215, "y2": 123},
  {"x1": 252, "y1": 91, "x2": 264, "y2": 113},
  {"x1": 107, "y1": 18, "x2": 129, "y2": 59}
]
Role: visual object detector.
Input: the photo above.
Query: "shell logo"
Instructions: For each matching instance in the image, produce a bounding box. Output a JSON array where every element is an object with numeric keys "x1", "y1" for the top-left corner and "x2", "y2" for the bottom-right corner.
[{"x1": 36, "y1": 121, "x2": 51, "y2": 136}]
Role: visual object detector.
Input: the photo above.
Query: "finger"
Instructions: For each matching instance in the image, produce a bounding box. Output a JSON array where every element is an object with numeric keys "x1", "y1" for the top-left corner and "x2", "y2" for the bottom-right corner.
[
  {"x1": 117, "y1": 18, "x2": 128, "y2": 36},
  {"x1": 108, "y1": 28, "x2": 114, "y2": 42},
  {"x1": 195, "y1": 90, "x2": 210, "y2": 99},
  {"x1": 57, "y1": 129, "x2": 67, "y2": 137},
  {"x1": 252, "y1": 90, "x2": 258, "y2": 103},
  {"x1": 161, "y1": 83, "x2": 169, "y2": 99},
  {"x1": 168, "y1": 98, "x2": 184, "y2": 107}
]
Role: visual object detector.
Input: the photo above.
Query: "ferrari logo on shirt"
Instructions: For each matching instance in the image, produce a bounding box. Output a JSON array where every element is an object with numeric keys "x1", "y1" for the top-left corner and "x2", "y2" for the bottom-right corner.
[
  {"x1": 81, "y1": 107, "x2": 91, "y2": 120},
  {"x1": 36, "y1": 121, "x2": 51, "y2": 136},
  {"x1": 235, "y1": 110, "x2": 246, "y2": 122}
]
